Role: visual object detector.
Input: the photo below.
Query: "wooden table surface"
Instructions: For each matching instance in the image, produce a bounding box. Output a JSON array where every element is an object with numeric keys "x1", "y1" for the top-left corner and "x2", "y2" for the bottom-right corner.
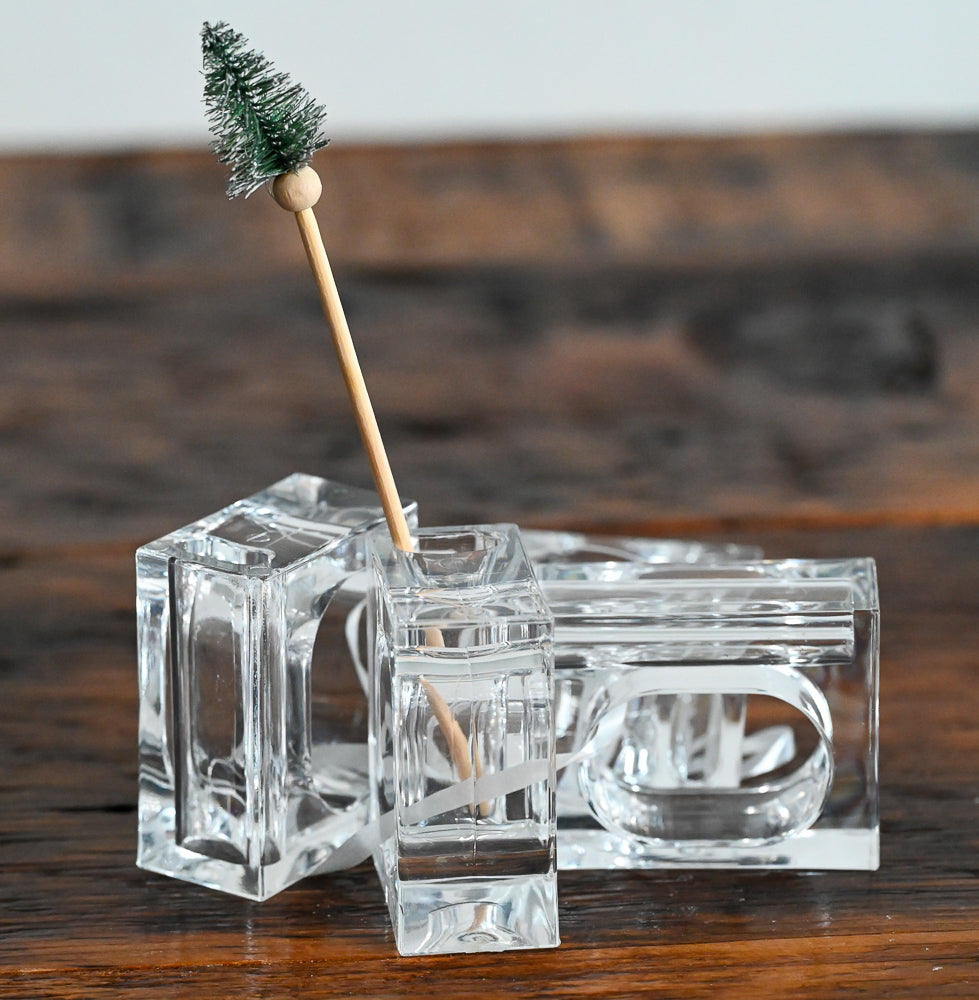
[{"x1": 2, "y1": 132, "x2": 978, "y2": 998}]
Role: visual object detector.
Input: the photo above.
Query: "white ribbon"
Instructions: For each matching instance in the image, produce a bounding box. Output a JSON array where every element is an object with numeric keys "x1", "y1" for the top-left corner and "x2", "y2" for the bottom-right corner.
[{"x1": 314, "y1": 751, "x2": 582, "y2": 874}]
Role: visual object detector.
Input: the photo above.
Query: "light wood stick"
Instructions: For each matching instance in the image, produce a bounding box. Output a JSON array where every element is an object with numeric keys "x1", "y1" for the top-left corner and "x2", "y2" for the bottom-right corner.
[
  {"x1": 421, "y1": 647, "x2": 488, "y2": 817},
  {"x1": 272, "y1": 166, "x2": 483, "y2": 812},
  {"x1": 420, "y1": 677, "x2": 473, "y2": 784},
  {"x1": 273, "y1": 167, "x2": 412, "y2": 551}
]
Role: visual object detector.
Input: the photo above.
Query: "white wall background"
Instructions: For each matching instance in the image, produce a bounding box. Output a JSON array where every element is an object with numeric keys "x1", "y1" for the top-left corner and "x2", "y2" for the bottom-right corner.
[{"x1": 3, "y1": 0, "x2": 979, "y2": 152}]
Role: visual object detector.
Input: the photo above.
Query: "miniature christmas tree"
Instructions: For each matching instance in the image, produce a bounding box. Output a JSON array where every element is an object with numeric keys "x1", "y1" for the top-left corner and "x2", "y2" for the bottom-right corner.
[
  {"x1": 202, "y1": 21, "x2": 329, "y2": 199},
  {"x1": 201, "y1": 21, "x2": 411, "y2": 550}
]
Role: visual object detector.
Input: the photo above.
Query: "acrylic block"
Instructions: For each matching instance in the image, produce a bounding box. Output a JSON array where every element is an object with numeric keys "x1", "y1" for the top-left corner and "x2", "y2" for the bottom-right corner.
[
  {"x1": 368, "y1": 525, "x2": 559, "y2": 956},
  {"x1": 538, "y1": 558, "x2": 879, "y2": 871},
  {"x1": 136, "y1": 473, "x2": 417, "y2": 900}
]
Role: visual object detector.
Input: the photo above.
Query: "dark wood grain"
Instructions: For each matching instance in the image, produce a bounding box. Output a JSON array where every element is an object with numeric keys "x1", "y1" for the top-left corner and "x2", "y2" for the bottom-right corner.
[
  {"x1": 4, "y1": 134, "x2": 979, "y2": 549},
  {"x1": 1, "y1": 133, "x2": 978, "y2": 997},
  {"x1": 6, "y1": 131, "x2": 979, "y2": 288},
  {"x1": 2, "y1": 252, "x2": 978, "y2": 546}
]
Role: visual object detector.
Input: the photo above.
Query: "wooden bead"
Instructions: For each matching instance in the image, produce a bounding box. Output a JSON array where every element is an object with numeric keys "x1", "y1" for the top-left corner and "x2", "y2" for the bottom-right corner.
[{"x1": 271, "y1": 165, "x2": 322, "y2": 212}]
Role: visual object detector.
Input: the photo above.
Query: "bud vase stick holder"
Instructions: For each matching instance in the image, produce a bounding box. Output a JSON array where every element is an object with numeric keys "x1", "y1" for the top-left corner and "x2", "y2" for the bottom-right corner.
[{"x1": 367, "y1": 525, "x2": 560, "y2": 956}]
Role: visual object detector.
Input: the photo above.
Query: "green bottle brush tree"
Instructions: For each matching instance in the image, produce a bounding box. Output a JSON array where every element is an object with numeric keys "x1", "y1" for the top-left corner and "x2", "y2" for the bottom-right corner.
[{"x1": 202, "y1": 20, "x2": 412, "y2": 551}]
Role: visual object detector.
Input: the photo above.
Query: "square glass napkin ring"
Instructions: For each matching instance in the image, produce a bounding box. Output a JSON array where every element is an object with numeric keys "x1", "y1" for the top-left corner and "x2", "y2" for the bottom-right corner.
[
  {"x1": 136, "y1": 474, "x2": 417, "y2": 901},
  {"x1": 540, "y1": 558, "x2": 879, "y2": 871},
  {"x1": 367, "y1": 524, "x2": 559, "y2": 956}
]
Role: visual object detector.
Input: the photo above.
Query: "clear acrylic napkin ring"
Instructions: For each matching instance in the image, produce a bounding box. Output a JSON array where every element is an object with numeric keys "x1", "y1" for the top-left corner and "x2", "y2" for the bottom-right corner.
[
  {"x1": 136, "y1": 474, "x2": 417, "y2": 900},
  {"x1": 543, "y1": 558, "x2": 879, "y2": 871}
]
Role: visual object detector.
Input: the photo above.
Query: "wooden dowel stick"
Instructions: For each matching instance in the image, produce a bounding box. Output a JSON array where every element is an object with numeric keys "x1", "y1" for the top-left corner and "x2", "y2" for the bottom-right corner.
[
  {"x1": 272, "y1": 166, "x2": 483, "y2": 811},
  {"x1": 421, "y1": 676, "x2": 489, "y2": 817},
  {"x1": 294, "y1": 210, "x2": 413, "y2": 552},
  {"x1": 420, "y1": 678, "x2": 473, "y2": 784},
  {"x1": 272, "y1": 167, "x2": 412, "y2": 551}
]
